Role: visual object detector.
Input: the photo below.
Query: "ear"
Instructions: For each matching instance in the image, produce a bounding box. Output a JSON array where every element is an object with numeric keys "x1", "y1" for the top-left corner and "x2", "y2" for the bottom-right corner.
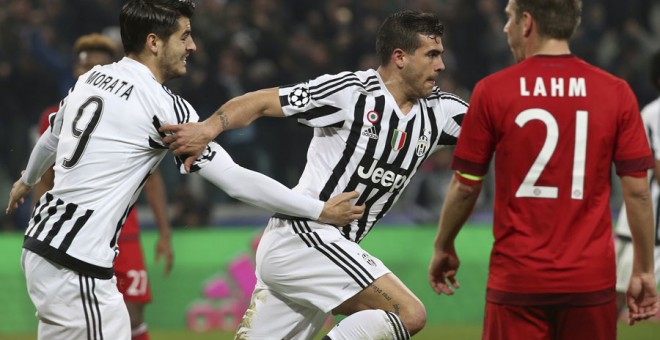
[
  {"x1": 392, "y1": 48, "x2": 406, "y2": 69},
  {"x1": 521, "y1": 11, "x2": 533, "y2": 38},
  {"x1": 146, "y1": 33, "x2": 159, "y2": 54}
]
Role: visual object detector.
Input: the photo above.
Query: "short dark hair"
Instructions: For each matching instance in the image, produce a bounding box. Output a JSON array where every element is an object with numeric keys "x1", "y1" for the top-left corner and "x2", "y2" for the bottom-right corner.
[
  {"x1": 376, "y1": 10, "x2": 444, "y2": 66},
  {"x1": 514, "y1": 0, "x2": 582, "y2": 40},
  {"x1": 651, "y1": 50, "x2": 660, "y2": 92},
  {"x1": 120, "y1": 0, "x2": 196, "y2": 55}
]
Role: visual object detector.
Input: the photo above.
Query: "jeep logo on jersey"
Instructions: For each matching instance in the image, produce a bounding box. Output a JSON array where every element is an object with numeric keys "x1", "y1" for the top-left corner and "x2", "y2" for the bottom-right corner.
[
  {"x1": 288, "y1": 87, "x2": 310, "y2": 108},
  {"x1": 416, "y1": 134, "x2": 430, "y2": 157},
  {"x1": 356, "y1": 158, "x2": 407, "y2": 193}
]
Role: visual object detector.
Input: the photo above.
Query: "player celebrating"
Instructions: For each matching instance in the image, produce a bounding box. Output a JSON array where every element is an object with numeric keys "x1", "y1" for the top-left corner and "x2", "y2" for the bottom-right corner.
[
  {"x1": 429, "y1": 0, "x2": 660, "y2": 339},
  {"x1": 33, "y1": 32, "x2": 173, "y2": 340},
  {"x1": 163, "y1": 10, "x2": 467, "y2": 339},
  {"x1": 615, "y1": 50, "x2": 660, "y2": 318},
  {"x1": 6, "y1": 1, "x2": 362, "y2": 339}
]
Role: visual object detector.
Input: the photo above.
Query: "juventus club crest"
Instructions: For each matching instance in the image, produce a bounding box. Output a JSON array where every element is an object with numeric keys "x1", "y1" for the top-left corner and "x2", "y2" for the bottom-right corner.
[
  {"x1": 391, "y1": 129, "x2": 407, "y2": 151},
  {"x1": 416, "y1": 131, "x2": 430, "y2": 157}
]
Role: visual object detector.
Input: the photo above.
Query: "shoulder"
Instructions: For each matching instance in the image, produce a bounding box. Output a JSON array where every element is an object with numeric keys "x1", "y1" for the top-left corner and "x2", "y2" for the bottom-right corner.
[
  {"x1": 427, "y1": 88, "x2": 468, "y2": 108},
  {"x1": 286, "y1": 69, "x2": 380, "y2": 93}
]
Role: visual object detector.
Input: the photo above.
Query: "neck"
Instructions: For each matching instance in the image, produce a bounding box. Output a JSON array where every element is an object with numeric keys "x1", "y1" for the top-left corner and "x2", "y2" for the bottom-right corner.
[
  {"x1": 127, "y1": 53, "x2": 165, "y2": 84},
  {"x1": 526, "y1": 38, "x2": 571, "y2": 58},
  {"x1": 376, "y1": 66, "x2": 416, "y2": 114}
]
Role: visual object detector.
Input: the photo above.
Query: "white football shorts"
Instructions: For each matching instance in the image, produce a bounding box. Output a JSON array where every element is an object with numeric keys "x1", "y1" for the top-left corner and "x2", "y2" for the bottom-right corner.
[
  {"x1": 615, "y1": 237, "x2": 660, "y2": 293},
  {"x1": 21, "y1": 249, "x2": 130, "y2": 340},
  {"x1": 236, "y1": 217, "x2": 391, "y2": 339}
]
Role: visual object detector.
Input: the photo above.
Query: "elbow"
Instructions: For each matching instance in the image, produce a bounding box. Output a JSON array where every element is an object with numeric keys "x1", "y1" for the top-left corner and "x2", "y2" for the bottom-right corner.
[{"x1": 455, "y1": 180, "x2": 482, "y2": 199}]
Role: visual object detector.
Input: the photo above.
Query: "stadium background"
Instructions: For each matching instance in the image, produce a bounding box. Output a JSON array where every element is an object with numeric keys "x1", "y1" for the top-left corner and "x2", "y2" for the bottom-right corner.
[{"x1": 1, "y1": 0, "x2": 659, "y2": 338}]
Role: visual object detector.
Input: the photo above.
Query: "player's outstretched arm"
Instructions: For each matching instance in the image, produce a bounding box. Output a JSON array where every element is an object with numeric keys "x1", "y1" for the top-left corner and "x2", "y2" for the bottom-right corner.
[
  {"x1": 429, "y1": 175, "x2": 482, "y2": 295},
  {"x1": 160, "y1": 87, "x2": 284, "y2": 171},
  {"x1": 197, "y1": 145, "x2": 362, "y2": 223}
]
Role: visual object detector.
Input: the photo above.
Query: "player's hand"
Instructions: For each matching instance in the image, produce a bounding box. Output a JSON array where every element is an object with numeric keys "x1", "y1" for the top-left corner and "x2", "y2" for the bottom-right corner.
[
  {"x1": 318, "y1": 191, "x2": 365, "y2": 226},
  {"x1": 160, "y1": 121, "x2": 215, "y2": 156},
  {"x1": 428, "y1": 246, "x2": 460, "y2": 295},
  {"x1": 626, "y1": 273, "x2": 660, "y2": 325},
  {"x1": 155, "y1": 234, "x2": 174, "y2": 277},
  {"x1": 6, "y1": 172, "x2": 32, "y2": 215}
]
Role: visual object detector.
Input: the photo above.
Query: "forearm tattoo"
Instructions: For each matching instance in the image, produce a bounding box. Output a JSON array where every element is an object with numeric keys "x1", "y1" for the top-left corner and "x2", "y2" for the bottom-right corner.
[{"x1": 217, "y1": 111, "x2": 229, "y2": 131}]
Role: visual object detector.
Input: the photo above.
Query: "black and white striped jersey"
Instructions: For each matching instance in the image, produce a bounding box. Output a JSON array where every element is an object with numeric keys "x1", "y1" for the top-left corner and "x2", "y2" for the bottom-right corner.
[
  {"x1": 279, "y1": 69, "x2": 467, "y2": 242},
  {"x1": 24, "y1": 57, "x2": 216, "y2": 279}
]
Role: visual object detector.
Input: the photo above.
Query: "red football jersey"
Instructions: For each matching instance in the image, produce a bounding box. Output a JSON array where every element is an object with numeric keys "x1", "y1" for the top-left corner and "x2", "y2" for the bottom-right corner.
[{"x1": 453, "y1": 55, "x2": 653, "y2": 295}]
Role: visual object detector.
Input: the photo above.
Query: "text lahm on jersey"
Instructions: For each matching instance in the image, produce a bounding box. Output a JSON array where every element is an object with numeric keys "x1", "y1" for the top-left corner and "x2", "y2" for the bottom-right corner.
[
  {"x1": 520, "y1": 77, "x2": 586, "y2": 97},
  {"x1": 357, "y1": 158, "x2": 407, "y2": 193},
  {"x1": 85, "y1": 71, "x2": 135, "y2": 100}
]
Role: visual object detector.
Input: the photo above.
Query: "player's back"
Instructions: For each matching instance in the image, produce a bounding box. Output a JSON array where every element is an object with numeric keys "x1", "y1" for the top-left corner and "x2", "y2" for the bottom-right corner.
[
  {"x1": 467, "y1": 55, "x2": 651, "y2": 293},
  {"x1": 25, "y1": 57, "x2": 181, "y2": 279}
]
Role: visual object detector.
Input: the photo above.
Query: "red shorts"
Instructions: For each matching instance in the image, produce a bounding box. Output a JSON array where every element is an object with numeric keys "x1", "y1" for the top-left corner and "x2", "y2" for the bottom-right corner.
[
  {"x1": 115, "y1": 209, "x2": 151, "y2": 303},
  {"x1": 482, "y1": 300, "x2": 616, "y2": 340}
]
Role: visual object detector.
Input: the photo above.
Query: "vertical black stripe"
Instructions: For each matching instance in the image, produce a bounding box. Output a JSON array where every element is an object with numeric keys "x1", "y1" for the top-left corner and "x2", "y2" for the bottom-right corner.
[
  {"x1": 59, "y1": 210, "x2": 94, "y2": 252},
  {"x1": 319, "y1": 94, "x2": 367, "y2": 200},
  {"x1": 32, "y1": 199, "x2": 65, "y2": 239},
  {"x1": 91, "y1": 278, "x2": 104, "y2": 340},
  {"x1": 85, "y1": 276, "x2": 98, "y2": 340},
  {"x1": 80, "y1": 274, "x2": 92, "y2": 340},
  {"x1": 43, "y1": 203, "x2": 77, "y2": 244}
]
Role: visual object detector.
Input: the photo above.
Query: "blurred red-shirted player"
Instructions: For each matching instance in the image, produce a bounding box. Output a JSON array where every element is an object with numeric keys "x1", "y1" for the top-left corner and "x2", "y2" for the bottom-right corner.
[
  {"x1": 33, "y1": 33, "x2": 173, "y2": 340},
  {"x1": 429, "y1": 0, "x2": 660, "y2": 339}
]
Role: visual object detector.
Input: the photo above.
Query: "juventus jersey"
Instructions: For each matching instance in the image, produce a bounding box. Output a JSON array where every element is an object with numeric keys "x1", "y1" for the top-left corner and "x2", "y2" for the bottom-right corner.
[
  {"x1": 616, "y1": 96, "x2": 660, "y2": 246},
  {"x1": 24, "y1": 57, "x2": 216, "y2": 279},
  {"x1": 279, "y1": 69, "x2": 467, "y2": 242}
]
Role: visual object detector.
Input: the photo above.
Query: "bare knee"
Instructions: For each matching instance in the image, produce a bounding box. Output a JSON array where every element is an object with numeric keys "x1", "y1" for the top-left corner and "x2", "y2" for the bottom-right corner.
[{"x1": 399, "y1": 299, "x2": 426, "y2": 335}]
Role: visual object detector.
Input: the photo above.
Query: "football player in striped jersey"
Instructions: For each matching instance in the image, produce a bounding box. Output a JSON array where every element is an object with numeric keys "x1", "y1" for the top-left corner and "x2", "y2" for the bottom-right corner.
[
  {"x1": 6, "y1": 1, "x2": 362, "y2": 339},
  {"x1": 162, "y1": 10, "x2": 467, "y2": 340}
]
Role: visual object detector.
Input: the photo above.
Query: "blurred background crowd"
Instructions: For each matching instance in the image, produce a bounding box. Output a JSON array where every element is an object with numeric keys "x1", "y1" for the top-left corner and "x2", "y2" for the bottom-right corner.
[{"x1": 1, "y1": 0, "x2": 659, "y2": 230}]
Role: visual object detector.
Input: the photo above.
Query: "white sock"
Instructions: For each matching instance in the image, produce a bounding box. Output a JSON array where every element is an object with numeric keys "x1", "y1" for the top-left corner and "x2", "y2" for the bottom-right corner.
[
  {"x1": 131, "y1": 322, "x2": 148, "y2": 337},
  {"x1": 325, "y1": 309, "x2": 410, "y2": 340}
]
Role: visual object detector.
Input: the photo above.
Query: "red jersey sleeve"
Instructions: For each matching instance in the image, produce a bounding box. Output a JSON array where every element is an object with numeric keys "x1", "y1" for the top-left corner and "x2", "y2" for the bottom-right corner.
[
  {"x1": 451, "y1": 80, "x2": 495, "y2": 176},
  {"x1": 613, "y1": 82, "x2": 654, "y2": 175}
]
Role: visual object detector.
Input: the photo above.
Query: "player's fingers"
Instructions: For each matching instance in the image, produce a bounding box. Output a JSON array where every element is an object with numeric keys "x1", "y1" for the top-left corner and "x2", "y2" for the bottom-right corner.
[
  {"x1": 162, "y1": 135, "x2": 176, "y2": 144},
  {"x1": 184, "y1": 157, "x2": 195, "y2": 173},
  {"x1": 344, "y1": 191, "x2": 360, "y2": 200},
  {"x1": 159, "y1": 124, "x2": 181, "y2": 134},
  {"x1": 447, "y1": 274, "x2": 460, "y2": 289},
  {"x1": 432, "y1": 280, "x2": 455, "y2": 295}
]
